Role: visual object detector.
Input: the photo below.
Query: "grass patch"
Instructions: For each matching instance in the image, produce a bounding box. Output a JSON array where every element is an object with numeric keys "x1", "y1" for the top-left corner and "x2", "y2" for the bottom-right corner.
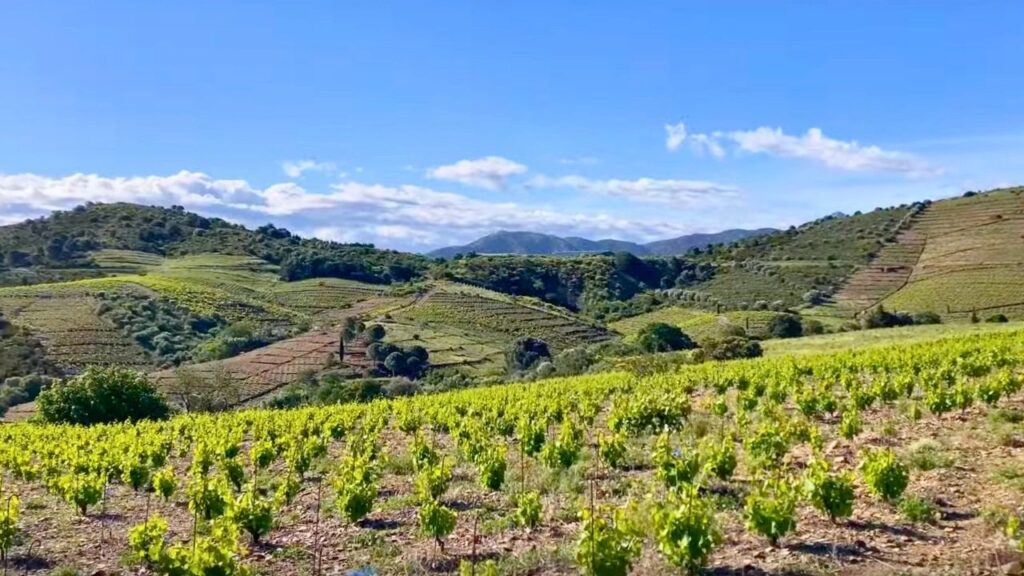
[{"x1": 905, "y1": 439, "x2": 954, "y2": 471}]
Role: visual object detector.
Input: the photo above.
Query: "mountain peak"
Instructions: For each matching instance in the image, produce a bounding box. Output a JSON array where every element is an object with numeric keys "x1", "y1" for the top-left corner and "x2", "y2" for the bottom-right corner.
[{"x1": 427, "y1": 228, "x2": 777, "y2": 258}]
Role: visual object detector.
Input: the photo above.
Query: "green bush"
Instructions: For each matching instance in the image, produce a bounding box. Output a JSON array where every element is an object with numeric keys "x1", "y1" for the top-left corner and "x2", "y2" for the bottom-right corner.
[
  {"x1": 768, "y1": 314, "x2": 803, "y2": 339},
  {"x1": 987, "y1": 313, "x2": 1010, "y2": 323},
  {"x1": 860, "y1": 306, "x2": 913, "y2": 330},
  {"x1": 703, "y1": 337, "x2": 763, "y2": 361},
  {"x1": 506, "y1": 336, "x2": 551, "y2": 372},
  {"x1": 801, "y1": 318, "x2": 825, "y2": 335},
  {"x1": 912, "y1": 311, "x2": 942, "y2": 325},
  {"x1": 899, "y1": 495, "x2": 939, "y2": 524},
  {"x1": 0, "y1": 374, "x2": 55, "y2": 417},
  {"x1": 37, "y1": 366, "x2": 170, "y2": 425},
  {"x1": 636, "y1": 323, "x2": 696, "y2": 353}
]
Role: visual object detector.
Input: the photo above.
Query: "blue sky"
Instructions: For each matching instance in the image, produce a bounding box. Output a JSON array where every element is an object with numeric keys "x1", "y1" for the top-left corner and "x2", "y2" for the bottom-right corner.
[{"x1": 1, "y1": 1, "x2": 1023, "y2": 251}]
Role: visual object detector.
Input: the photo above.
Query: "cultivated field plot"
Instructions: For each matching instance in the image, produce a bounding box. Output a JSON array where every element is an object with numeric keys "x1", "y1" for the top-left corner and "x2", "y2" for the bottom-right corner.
[
  {"x1": 610, "y1": 307, "x2": 783, "y2": 342},
  {"x1": 4, "y1": 330, "x2": 1024, "y2": 575},
  {"x1": 268, "y1": 278, "x2": 386, "y2": 316},
  {"x1": 0, "y1": 292, "x2": 150, "y2": 371},
  {"x1": 394, "y1": 288, "x2": 611, "y2": 352},
  {"x1": 876, "y1": 188, "x2": 1024, "y2": 318},
  {"x1": 833, "y1": 230, "x2": 926, "y2": 314},
  {"x1": 693, "y1": 265, "x2": 849, "y2": 309},
  {"x1": 150, "y1": 330, "x2": 341, "y2": 403},
  {"x1": 378, "y1": 317, "x2": 506, "y2": 376}
]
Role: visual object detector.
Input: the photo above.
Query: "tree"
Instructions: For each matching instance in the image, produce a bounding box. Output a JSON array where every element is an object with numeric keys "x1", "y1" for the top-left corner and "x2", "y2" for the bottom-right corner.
[
  {"x1": 341, "y1": 317, "x2": 364, "y2": 343},
  {"x1": 364, "y1": 324, "x2": 386, "y2": 342},
  {"x1": 37, "y1": 366, "x2": 170, "y2": 425},
  {"x1": 802, "y1": 289, "x2": 826, "y2": 305},
  {"x1": 768, "y1": 314, "x2": 803, "y2": 339},
  {"x1": 636, "y1": 323, "x2": 696, "y2": 353},
  {"x1": 506, "y1": 337, "x2": 551, "y2": 372},
  {"x1": 384, "y1": 352, "x2": 406, "y2": 376},
  {"x1": 166, "y1": 366, "x2": 240, "y2": 413}
]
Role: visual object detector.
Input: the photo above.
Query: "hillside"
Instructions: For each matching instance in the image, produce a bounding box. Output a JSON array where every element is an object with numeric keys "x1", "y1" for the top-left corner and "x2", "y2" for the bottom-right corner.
[
  {"x1": 2, "y1": 187, "x2": 1024, "y2": 392},
  {"x1": 434, "y1": 252, "x2": 713, "y2": 316},
  {"x1": 428, "y1": 227, "x2": 775, "y2": 258},
  {"x1": 0, "y1": 202, "x2": 431, "y2": 286},
  {"x1": 832, "y1": 187, "x2": 1024, "y2": 320},
  {"x1": 676, "y1": 203, "x2": 921, "y2": 309}
]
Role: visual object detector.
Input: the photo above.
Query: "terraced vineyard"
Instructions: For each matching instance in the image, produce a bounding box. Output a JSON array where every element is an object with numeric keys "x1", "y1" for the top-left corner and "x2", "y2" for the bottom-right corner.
[
  {"x1": 832, "y1": 229, "x2": 925, "y2": 314},
  {"x1": 269, "y1": 278, "x2": 386, "y2": 317},
  {"x1": 0, "y1": 292, "x2": 150, "y2": 371},
  {"x1": 395, "y1": 285, "x2": 611, "y2": 352},
  {"x1": 833, "y1": 187, "x2": 1024, "y2": 319},
  {"x1": 150, "y1": 330, "x2": 341, "y2": 404},
  {"x1": 691, "y1": 205, "x2": 917, "y2": 308}
]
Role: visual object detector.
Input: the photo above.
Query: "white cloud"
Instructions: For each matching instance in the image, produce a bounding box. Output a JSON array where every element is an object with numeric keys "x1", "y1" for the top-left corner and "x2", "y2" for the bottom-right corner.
[
  {"x1": 667, "y1": 124, "x2": 942, "y2": 176},
  {"x1": 688, "y1": 133, "x2": 726, "y2": 158},
  {"x1": 728, "y1": 127, "x2": 942, "y2": 175},
  {"x1": 427, "y1": 156, "x2": 528, "y2": 190},
  {"x1": 0, "y1": 170, "x2": 261, "y2": 213},
  {"x1": 664, "y1": 123, "x2": 687, "y2": 151},
  {"x1": 531, "y1": 175, "x2": 738, "y2": 205},
  {"x1": 281, "y1": 159, "x2": 336, "y2": 178},
  {"x1": 0, "y1": 170, "x2": 693, "y2": 249}
]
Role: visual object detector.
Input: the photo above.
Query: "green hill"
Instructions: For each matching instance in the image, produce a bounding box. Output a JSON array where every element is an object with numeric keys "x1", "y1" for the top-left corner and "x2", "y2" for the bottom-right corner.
[
  {"x1": 831, "y1": 187, "x2": 1024, "y2": 320},
  {"x1": 0, "y1": 202, "x2": 431, "y2": 286}
]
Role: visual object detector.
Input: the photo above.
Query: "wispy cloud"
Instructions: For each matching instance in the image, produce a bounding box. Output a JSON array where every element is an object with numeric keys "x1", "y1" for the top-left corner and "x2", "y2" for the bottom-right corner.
[
  {"x1": 664, "y1": 123, "x2": 687, "y2": 151},
  {"x1": 531, "y1": 174, "x2": 739, "y2": 205},
  {"x1": 666, "y1": 122, "x2": 943, "y2": 176},
  {"x1": 281, "y1": 159, "x2": 337, "y2": 178},
  {"x1": 558, "y1": 156, "x2": 600, "y2": 166},
  {"x1": 427, "y1": 156, "x2": 527, "y2": 190}
]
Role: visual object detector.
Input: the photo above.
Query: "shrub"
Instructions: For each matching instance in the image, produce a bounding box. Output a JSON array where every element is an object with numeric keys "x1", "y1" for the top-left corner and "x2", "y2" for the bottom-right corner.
[
  {"x1": 652, "y1": 487, "x2": 721, "y2": 573},
  {"x1": 421, "y1": 368, "x2": 476, "y2": 393},
  {"x1": 0, "y1": 374, "x2": 54, "y2": 417},
  {"x1": 703, "y1": 337, "x2": 763, "y2": 361},
  {"x1": 515, "y1": 491, "x2": 542, "y2": 529},
  {"x1": 912, "y1": 311, "x2": 942, "y2": 325},
  {"x1": 636, "y1": 323, "x2": 697, "y2": 354},
  {"x1": 860, "y1": 306, "x2": 914, "y2": 330},
  {"x1": 905, "y1": 439, "x2": 952, "y2": 471},
  {"x1": 801, "y1": 319, "x2": 825, "y2": 335},
  {"x1": 553, "y1": 347, "x2": 598, "y2": 376},
  {"x1": 802, "y1": 289, "x2": 826, "y2": 305},
  {"x1": 744, "y1": 477, "x2": 798, "y2": 545},
  {"x1": 575, "y1": 506, "x2": 642, "y2": 576},
  {"x1": 899, "y1": 495, "x2": 939, "y2": 524},
  {"x1": 383, "y1": 379, "x2": 420, "y2": 398},
  {"x1": 506, "y1": 337, "x2": 551, "y2": 372},
  {"x1": 803, "y1": 459, "x2": 855, "y2": 522},
  {"x1": 37, "y1": 366, "x2": 170, "y2": 425},
  {"x1": 768, "y1": 314, "x2": 803, "y2": 339},
  {"x1": 317, "y1": 378, "x2": 384, "y2": 405},
  {"x1": 987, "y1": 313, "x2": 1010, "y2": 323},
  {"x1": 194, "y1": 321, "x2": 271, "y2": 361},
  {"x1": 860, "y1": 448, "x2": 909, "y2": 502}
]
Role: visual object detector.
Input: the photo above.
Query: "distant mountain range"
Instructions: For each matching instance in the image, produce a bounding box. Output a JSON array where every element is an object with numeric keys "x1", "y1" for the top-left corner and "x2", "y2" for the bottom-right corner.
[{"x1": 427, "y1": 228, "x2": 778, "y2": 258}]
